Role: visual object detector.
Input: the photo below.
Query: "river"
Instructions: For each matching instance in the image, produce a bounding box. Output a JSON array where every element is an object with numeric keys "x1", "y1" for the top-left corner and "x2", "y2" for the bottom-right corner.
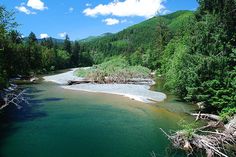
[{"x1": 0, "y1": 80, "x2": 197, "y2": 157}]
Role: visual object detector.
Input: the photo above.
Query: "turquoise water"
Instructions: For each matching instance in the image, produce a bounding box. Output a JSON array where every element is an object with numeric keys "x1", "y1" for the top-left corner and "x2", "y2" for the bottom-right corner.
[{"x1": 0, "y1": 82, "x2": 196, "y2": 157}]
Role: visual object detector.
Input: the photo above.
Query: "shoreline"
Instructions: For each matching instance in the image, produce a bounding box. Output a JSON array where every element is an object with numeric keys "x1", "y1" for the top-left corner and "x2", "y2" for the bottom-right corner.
[{"x1": 43, "y1": 68, "x2": 167, "y2": 103}]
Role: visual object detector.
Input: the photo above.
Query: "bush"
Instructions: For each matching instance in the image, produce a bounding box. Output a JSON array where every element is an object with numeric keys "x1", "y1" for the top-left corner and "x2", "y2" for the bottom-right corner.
[
  {"x1": 178, "y1": 120, "x2": 198, "y2": 139},
  {"x1": 75, "y1": 57, "x2": 151, "y2": 83},
  {"x1": 220, "y1": 107, "x2": 236, "y2": 122}
]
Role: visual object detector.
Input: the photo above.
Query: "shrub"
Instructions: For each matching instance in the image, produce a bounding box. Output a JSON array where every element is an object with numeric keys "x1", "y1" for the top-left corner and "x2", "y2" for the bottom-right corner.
[{"x1": 75, "y1": 57, "x2": 152, "y2": 83}]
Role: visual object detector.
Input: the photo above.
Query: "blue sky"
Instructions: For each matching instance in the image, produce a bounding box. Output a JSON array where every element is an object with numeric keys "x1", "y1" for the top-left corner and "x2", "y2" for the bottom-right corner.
[{"x1": 1, "y1": 0, "x2": 198, "y2": 40}]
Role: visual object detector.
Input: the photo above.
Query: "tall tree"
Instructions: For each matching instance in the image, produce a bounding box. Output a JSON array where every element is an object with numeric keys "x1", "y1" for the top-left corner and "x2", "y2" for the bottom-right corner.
[
  {"x1": 155, "y1": 18, "x2": 172, "y2": 68},
  {"x1": 162, "y1": 0, "x2": 236, "y2": 113},
  {"x1": 26, "y1": 32, "x2": 41, "y2": 72},
  {"x1": 156, "y1": 18, "x2": 172, "y2": 52},
  {"x1": 63, "y1": 34, "x2": 72, "y2": 54},
  {"x1": 0, "y1": 6, "x2": 17, "y2": 86},
  {"x1": 8, "y1": 30, "x2": 22, "y2": 44},
  {"x1": 28, "y1": 32, "x2": 37, "y2": 44},
  {"x1": 41, "y1": 37, "x2": 54, "y2": 49},
  {"x1": 71, "y1": 41, "x2": 80, "y2": 67}
]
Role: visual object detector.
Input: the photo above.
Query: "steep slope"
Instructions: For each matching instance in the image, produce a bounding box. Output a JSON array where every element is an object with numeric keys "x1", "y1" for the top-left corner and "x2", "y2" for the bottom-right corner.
[{"x1": 80, "y1": 10, "x2": 194, "y2": 64}]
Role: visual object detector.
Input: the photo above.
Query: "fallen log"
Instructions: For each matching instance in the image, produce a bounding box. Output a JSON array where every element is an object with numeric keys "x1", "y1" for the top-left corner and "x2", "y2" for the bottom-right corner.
[
  {"x1": 67, "y1": 80, "x2": 96, "y2": 85},
  {"x1": 191, "y1": 113, "x2": 221, "y2": 121},
  {"x1": 67, "y1": 79, "x2": 154, "y2": 85},
  {"x1": 161, "y1": 115, "x2": 236, "y2": 157}
]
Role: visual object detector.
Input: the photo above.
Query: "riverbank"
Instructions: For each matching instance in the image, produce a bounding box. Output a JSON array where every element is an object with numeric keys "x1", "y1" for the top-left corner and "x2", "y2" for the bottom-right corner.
[{"x1": 43, "y1": 68, "x2": 167, "y2": 103}]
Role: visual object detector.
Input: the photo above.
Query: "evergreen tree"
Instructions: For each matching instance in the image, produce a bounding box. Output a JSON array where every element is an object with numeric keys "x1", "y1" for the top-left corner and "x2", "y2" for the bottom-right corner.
[
  {"x1": 63, "y1": 34, "x2": 72, "y2": 54},
  {"x1": 162, "y1": 0, "x2": 236, "y2": 114},
  {"x1": 71, "y1": 41, "x2": 80, "y2": 67},
  {"x1": 8, "y1": 30, "x2": 22, "y2": 44},
  {"x1": 41, "y1": 37, "x2": 54, "y2": 49},
  {"x1": 26, "y1": 32, "x2": 41, "y2": 72},
  {"x1": 28, "y1": 32, "x2": 37, "y2": 43}
]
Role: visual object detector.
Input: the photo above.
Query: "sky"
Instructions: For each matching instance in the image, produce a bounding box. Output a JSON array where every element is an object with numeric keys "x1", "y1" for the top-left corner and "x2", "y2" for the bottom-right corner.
[{"x1": 1, "y1": 0, "x2": 199, "y2": 40}]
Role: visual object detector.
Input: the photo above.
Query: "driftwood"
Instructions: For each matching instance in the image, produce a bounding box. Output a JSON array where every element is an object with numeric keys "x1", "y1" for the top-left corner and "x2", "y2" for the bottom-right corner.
[
  {"x1": 0, "y1": 87, "x2": 28, "y2": 110},
  {"x1": 67, "y1": 78, "x2": 154, "y2": 85},
  {"x1": 67, "y1": 80, "x2": 95, "y2": 85},
  {"x1": 11, "y1": 75, "x2": 39, "y2": 83},
  {"x1": 161, "y1": 114, "x2": 236, "y2": 157},
  {"x1": 191, "y1": 113, "x2": 221, "y2": 121}
]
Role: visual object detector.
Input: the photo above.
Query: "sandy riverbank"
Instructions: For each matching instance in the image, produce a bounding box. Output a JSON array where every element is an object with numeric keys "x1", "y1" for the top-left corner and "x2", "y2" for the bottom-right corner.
[{"x1": 43, "y1": 68, "x2": 166, "y2": 103}]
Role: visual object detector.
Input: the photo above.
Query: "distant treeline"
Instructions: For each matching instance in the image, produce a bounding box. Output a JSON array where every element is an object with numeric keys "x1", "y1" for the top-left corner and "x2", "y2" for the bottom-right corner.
[
  {"x1": 0, "y1": 6, "x2": 92, "y2": 89},
  {"x1": 79, "y1": 0, "x2": 236, "y2": 116},
  {"x1": 1, "y1": 0, "x2": 236, "y2": 116}
]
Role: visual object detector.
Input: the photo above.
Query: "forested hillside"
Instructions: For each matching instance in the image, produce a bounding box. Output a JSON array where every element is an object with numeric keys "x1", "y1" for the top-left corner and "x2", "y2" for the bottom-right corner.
[
  {"x1": 81, "y1": 10, "x2": 194, "y2": 69},
  {"x1": 80, "y1": 1, "x2": 236, "y2": 117},
  {"x1": 161, "y1": 0, "x2": 236, "y2": 118},
  {"x1": 1, "y1": 0, "x2": 236, "y2": 117},
  {"x1": 1, "y1": 1, "x2": 236, "y2": 156}
]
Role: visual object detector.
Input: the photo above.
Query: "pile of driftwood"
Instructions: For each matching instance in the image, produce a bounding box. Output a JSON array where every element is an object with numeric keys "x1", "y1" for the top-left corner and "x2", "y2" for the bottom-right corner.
[
  {"x1": 67, "y1": 78, "x2": 154, "y2": 85},
  {"x1": 11, "y1": 75, "x2": 39, "y2": 83},
  {"x1": 161, "y1": 113, "x2": 236, "y2": 157},
  {"x1": 0, "y1": 84, "x2": 28, "y2": 110}
]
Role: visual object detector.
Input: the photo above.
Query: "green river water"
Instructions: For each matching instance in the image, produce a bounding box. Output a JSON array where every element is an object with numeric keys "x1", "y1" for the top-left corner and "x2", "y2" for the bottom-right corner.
[{"x1": 0, "y1": 81, "x2": 197, "y2": 157}]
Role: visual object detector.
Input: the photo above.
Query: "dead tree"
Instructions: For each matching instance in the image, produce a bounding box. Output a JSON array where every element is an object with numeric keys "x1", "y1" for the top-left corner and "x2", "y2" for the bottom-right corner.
[{"x1": 0, "y1": 89, "x2": 29, "y2": 110}]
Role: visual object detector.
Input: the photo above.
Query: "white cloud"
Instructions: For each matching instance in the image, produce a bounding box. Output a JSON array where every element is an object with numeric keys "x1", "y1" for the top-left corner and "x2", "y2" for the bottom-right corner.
[
  {"x1": 85, "y1": 3, "x2": 92, "y2": 7},
  {"x1": 102, "y1": 18, "x2": 120, "y2": 25},
  {"x1": 83, "y1": 0, "x2": 166, "y2": 18},
  {"x1": 58, "y1": 32, "x2": 67, "y2": 38},
  {"x1": 15, "y1": 5, "x2": 36, "y2": 15},
  {"x1": 69, "y1": 7, "x2": 74, "y2": 12},
  {"x1": 40, "y1": 33, "x2": 49, "y2": 39},
  {"x1": 27, "y1": 0, "x2": 48, "y2": 11}
]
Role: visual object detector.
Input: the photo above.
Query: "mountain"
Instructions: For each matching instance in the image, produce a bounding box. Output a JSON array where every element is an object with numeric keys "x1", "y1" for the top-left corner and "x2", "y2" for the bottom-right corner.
[
  {"x1": 80, "y1": 33, "x2": 113, "y2": 42},
  {"x1": 80, "y1": 10, "x2": 194, "y2": 64},
  {"x1": 38, "y1": 38, "x2": 64, "y2": 44},
  {"x1": 23, "y1": 37, "x2": 64, "y2": 44}
]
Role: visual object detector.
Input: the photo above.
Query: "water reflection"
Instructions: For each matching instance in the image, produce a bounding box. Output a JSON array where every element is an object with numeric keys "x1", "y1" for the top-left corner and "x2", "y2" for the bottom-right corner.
[{"x1": 0, "y1": 86, "x2": 65, "y2": 157}]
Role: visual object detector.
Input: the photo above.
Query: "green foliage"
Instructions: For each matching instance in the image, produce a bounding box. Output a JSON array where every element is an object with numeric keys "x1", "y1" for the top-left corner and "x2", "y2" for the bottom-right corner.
[
  {"x1": 128, "y1": 65, "x2": 151, "y2": 78},
  {"x1": 71, "y1": 41, "x2": 80, "y2": 67},
  {"x1": 63, "y1": 34, "x2": 72, "y2": 54},
  {"x1": 55, "y1": 49, "x2": 70, "y2": 69},
  {"x1": 80, "y1": 11, "x2": 194, "y2": 69},
  {"x1": 0, "y1": 6, "x2": 17, "y2": 30},
  {"x1": 75, "y1": 57, "x2": 151, "y2": 83},
  {"x1": 97, "y1": 57, "x2": 151, "y2": 79},
  {"x1": 0, "y1": 6, "x2": 16, "y2": 89},
  {"x1": 220, "y1": 107, "x2": 236, "y2": 122},
  {"x1": 161, "y1": 0, "x2": 236, "y2": 113},
  {"x1": 75, "y1": 67, "x2": 95, "y2": 78},
  {"x1": 0, "y1": 5, "x2": 92, "y2": 87},
  {"x1": 98, "y1": 56, "x2": 129, "y2": 72},
  {"x1": 1, "y1": 2, "x2": 235, "y2": 116},
  {"x1": 178, "y1": 120, "x2": 198, "y2": 139}
]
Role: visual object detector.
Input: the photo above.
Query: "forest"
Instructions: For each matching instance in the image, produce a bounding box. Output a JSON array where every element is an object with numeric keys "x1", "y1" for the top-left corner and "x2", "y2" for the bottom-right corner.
[
  {"x1": 0, "y1": 8, "x2": 92, "y2": 90},
  {"x1": 79, "y1": 0, "x2": 236, "y2": 119},
  {"x1": 1, "y1": 0, "x2": 236, "y2": 118},
  {"x1": 0, "y1": 0, "x2": 236, "y2": 156}
]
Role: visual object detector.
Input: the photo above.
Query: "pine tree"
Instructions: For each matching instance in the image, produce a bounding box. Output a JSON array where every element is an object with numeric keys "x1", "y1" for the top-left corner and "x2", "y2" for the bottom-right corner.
[{"x1": 71, "y1": 41, "x2": 80, "y2": 67}]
